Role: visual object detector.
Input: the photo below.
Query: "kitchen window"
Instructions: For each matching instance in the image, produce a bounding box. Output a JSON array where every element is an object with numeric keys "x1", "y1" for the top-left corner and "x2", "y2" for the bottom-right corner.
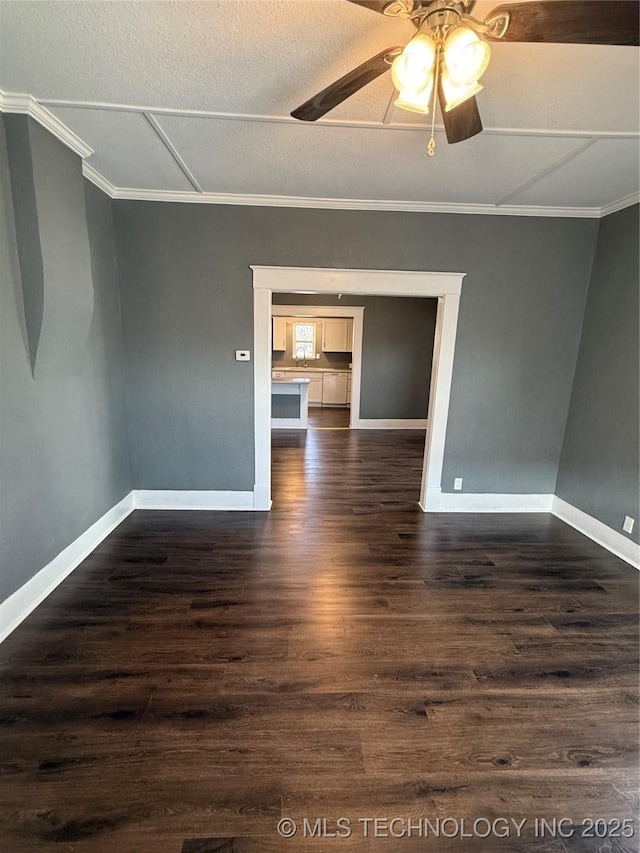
[{"x1": 293, "y1": 322, "x2": 315, "y2": 359}]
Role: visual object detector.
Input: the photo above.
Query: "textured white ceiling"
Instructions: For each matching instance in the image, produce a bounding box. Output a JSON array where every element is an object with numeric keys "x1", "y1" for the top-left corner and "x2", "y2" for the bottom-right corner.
[
  {"x1": 152, "y1": 112, "x2": 586, "y2": 202},
  {"x1": 1, "y1": 0, "x2": 638, "y2": 210}
]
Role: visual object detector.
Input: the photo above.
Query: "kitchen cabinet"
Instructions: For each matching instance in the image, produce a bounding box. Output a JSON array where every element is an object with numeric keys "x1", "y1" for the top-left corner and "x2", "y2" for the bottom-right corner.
[
  {"x1": 322, "y1": 372, "x2": 348, "y2": 405},
  {"x1": 321, "y1": 319, "x2": 352, "y2": 353},
  {"x1": 347, "y1": 375, "x2": 352, "y2": 405},
  {"x1": 272, "y1": 317, "x2": 287, "y2": 351}
]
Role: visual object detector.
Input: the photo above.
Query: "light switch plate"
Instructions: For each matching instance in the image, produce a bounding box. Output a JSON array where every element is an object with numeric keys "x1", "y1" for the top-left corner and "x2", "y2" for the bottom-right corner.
[
  {"x1": 235, "y1": 350, "x2": 250, "y2": 362},
  {"x1": 623, "y1": 516, "x2": 635, "y2": 534}
]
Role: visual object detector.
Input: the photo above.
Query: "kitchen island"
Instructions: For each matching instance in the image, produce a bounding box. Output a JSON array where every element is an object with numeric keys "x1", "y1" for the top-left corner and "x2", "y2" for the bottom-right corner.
[
  {"x1": 272, "y1": 367, "x2": 352, "y2": 407},
  {"x1": 271, "y1": 378, "x2": 310, "y2": 430}
]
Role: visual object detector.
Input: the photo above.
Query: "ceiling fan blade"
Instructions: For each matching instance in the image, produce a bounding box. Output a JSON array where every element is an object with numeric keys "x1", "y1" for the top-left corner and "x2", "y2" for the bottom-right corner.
[
  {"x1": 291, "y1": 48, "x2": 401, "y2": 121},
  {"x1": 437, "y1": 86, "x2": 483, "y2": 144},
  {"x1": 486, "y1": 1, "x2": 640, "y2": 45},
  {"x1": 346, "y1": 0, "x2": 394, "y2": 13}
]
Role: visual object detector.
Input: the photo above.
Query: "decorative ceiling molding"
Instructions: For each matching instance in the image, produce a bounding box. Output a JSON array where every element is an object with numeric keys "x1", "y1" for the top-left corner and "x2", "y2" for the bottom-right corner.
[
  {"x1": 495, "y1": 138, "x2": 599, "y2": 206},
  {"x1": 2, "y1": 89, "x2": 638, "y2": 219},
  {"x1": 38, "y1": 97, "x2": 640, "y2": 140},
  {"x1": 80, "y1": 176, "x2": 629, "y2": 219},
  {"x1": 0, "y1": 90, "x2": 94, "y2": 158},
  {"x1": 82, "y1": 162, "x2": 117, "y2": 196},
  {"x1": 143, "y1": 112, "x2": 203, "y2": 192},
  {"x1": 600, "y1": 192, "x2": 640, "y2": 217}
]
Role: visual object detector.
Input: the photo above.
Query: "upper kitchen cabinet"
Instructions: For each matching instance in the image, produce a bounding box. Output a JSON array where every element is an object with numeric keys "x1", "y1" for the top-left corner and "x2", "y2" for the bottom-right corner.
[
  {"x1": 321, "y1": 319, "x2": 352, "y2": 353},
  {"x1": 272, "y1": 317, "x2": 287, "y2": 351}
]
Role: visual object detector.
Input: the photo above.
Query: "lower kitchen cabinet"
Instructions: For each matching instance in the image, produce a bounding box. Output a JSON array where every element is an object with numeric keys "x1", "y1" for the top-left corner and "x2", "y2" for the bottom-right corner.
[{"x1": 322, "y1": 372, "x2": 348, "y2": 405}]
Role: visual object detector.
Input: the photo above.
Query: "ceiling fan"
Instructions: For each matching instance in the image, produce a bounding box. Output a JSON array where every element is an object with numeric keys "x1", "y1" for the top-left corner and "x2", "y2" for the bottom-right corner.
[{"x1": 291, "y1": 0, "x2": 640, "y2": 154}]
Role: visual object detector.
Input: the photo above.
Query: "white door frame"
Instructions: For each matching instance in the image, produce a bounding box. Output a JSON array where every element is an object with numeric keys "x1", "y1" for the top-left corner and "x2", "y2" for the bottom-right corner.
[
  {"x1": 251, "y1": 266, "x2": 465, "y2": 512},
  {"x1": 271, "y1": 304, "x2": 365, "y2": 428}
]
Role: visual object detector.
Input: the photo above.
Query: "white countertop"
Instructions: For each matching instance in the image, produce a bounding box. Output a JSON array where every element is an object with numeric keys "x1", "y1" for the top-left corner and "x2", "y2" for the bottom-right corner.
[
  {"x1": 272, "y1": 378, "x2": 310, "y2": 385},
  {"x1": 273, "y1": 367, "x2": 351, "y2": 374}
]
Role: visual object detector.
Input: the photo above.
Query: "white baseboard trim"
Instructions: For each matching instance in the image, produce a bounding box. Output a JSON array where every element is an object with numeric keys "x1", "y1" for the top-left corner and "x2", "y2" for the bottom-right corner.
[
  {"x1": 271, "y1": 418, "x2": 305, "y2": 429},
  {"x1": 352, "y1": 418, "x2": 428, "y2": 430},
  {"x1": 3, "y1": 488, "x2": 635, "y2": 646},
  {"x1": 133, "y1": 490, "x2": 256, "y2": 510},
  {"x1": 552, "y1": 497, "x2": 640, "y2": 570},
  {"x1": 0, "y1": 492, "x2": 134, "y2": 643},
  {"x1": 437, "y1": 493, "x2": 555, "y2": 512}
]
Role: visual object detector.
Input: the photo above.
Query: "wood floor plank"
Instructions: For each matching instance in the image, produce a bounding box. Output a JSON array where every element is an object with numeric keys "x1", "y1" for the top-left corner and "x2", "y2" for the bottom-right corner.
[{"x1": 1, "y1": 425, "x2": 637, "y2": 851}]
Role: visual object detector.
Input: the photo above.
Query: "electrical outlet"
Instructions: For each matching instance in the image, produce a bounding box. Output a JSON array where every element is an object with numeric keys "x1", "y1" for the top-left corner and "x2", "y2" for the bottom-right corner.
[
  {"x1": 454, "y1": 477, "x2": 463, "y2": 491},
  {"x1": 623, "y1": 516, "x2": 635, "y2": 534}
]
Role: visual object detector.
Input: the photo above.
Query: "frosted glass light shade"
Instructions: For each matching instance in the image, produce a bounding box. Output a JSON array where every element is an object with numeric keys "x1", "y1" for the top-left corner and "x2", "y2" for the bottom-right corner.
[
  {"x1": 441, "y1": 68, "x2": 483, "y2": 111},
  {"x1": 443, "y1": 26, "x2": 490, "y2": 86},
  {"x1": 391, "y1": 34, "x2": 437, "y2": 94},
  {"x1": 394, "y1": 74, "x2": 434, "y2": 114}
]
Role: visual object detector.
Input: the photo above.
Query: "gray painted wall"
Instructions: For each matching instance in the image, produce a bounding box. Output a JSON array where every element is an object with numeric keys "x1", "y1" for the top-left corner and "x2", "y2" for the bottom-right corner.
[
  {"x1": 114, "y1": 201, "x2": 597, "y2": 494},
  {"x1": 0, "y1": 115, "x2": 132, "y2": 604},
  {"x1": 272, "y1": 294, "x2": 437, "y2": 419},
  {"x1": 556, "y1": 204, "x2": 640, "y2": 543}
]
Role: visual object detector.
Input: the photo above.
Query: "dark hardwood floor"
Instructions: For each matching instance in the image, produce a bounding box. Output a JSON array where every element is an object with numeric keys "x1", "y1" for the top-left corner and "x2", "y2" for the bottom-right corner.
[
  {"x1": 308, "y1": 406, "x2": 351, "y2": 429},
  {"x1": 1, "y1": 426, "x2": 638, "y2": 852}
]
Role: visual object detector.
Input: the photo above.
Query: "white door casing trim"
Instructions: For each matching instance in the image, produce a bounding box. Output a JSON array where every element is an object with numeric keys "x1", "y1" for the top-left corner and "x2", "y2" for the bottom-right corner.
[{"x1": 252, "y1": 265, "x2": 466, "y2": 512}]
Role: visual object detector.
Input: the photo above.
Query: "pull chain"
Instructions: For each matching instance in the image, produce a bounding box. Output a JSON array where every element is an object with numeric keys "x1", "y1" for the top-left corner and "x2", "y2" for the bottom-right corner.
[{"x1": 427, "y1": 44, "x2": 441, "y2": 157}]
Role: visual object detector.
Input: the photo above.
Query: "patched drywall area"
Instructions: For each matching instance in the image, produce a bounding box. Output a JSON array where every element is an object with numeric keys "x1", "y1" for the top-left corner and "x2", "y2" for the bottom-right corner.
[{"x1": 4, "y1": 115, "x2": 94, "y2": 378}]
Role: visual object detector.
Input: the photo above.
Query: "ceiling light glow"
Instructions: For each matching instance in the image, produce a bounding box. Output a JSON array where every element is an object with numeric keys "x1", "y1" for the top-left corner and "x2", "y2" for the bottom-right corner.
[
  {"x1": 443, "y1": 26, "x2": 491, "y2": 86},
  {"x1": 441, "y1": 68, "x2": 483, "y2": 111},
  {"x1": 391, "y1": 34, "x2": 437, "y2": 94},
  {"x1": 394, "y1": 75, "x2": 434, "y2": 114}
]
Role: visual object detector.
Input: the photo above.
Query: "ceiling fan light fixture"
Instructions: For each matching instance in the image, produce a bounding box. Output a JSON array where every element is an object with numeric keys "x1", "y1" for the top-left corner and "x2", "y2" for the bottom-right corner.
[
  {"x1": 443, "y1": 25, "x2": 491, "y2": 86},
  {"x1": 391, "y1": 33, "x2": 436, "y2": 93},
  {"x1": 441, "y1": 68, "x2": 483, "y2": 112},
  {"x1": 394, "y1": 74, "x2": 434, "y2": 113}
]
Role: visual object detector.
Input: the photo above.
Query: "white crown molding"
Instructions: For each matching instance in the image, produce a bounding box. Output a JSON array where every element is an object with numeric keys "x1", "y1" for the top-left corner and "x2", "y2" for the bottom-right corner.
[
  {"x1": 0, "y1": 90, "x2": 94, "y2": 158},
  {"x1": 82, "y1": 161, "x2": 117, "y2": 195},
  {"x1": 82, "y1": 180, "x2": 639, "y2": 218},
  {"x1": 1, "y1": 90, "x2": 636, "y2": 217},
  {"x1": 86, "y1": 183, "x2": 606, "y2": 218},
  {"x1": 600, "y1": 192, "x2": 640, "y2": 218}
]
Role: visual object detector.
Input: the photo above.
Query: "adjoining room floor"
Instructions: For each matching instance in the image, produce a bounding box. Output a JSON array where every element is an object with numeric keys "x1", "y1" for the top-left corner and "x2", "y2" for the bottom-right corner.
[
  {"x1": 308, "y1": 406, "x2": 350, "y2": 429},
  {"x1": 0, "y1": 427, "x2": 638, "y2": 852}
]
